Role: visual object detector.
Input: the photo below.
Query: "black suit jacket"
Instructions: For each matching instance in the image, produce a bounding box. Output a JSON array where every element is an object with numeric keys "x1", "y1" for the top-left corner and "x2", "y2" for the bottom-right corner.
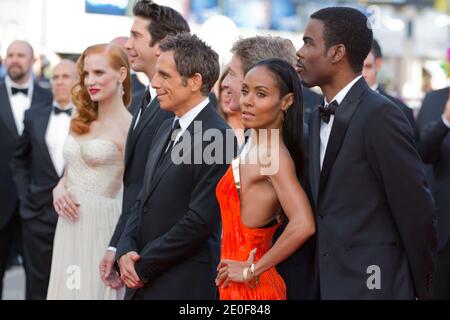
[
  {"x1": 377, "y1": 88, "x2": 418, "y2": 141},
  {"x1": 303, "y1": 87, "x2": 323, "y2": 124},
  {"x1": 117, "y1": 103, "x2": 234, "y2": 299},
  {"x1": 11, "y1": 105, "x2": 61, "y2": 221},
  {"x1": 109, "y1": 91, "x2": 172, "y2": 247},
  {"x1": 416, "y1": 87, "x2": 450, "y2": 251},
  {"x1": 0, "y1": 81, "x2": 52, "y2": 228},
  {"x1": 309, "y1": 77, "x2": 436, "y2": 299}
]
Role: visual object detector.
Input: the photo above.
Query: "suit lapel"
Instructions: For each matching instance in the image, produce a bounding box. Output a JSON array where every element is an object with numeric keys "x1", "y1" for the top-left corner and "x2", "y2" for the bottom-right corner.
[
  {"x1": 0, "y1": 83, "x2": 18, "y2": 137},
  {"x1": 309, "y1": 108, "x2": 321, "y2": 206},
  {"x1": 125, "y1": 98, "x2": 159, "y2": 168},
  {"x1": 142, "y1": 120, "x2": 172, "y2": 196},
  {"x1": 35, "y1": 106, "x2": 60, "y2": 178},
  {"x1": 319, "y1": 78, "x2": 368, "y2": 195},
  {"x1": 146, "y1": 104, "x2": 212, "y2": 198}
]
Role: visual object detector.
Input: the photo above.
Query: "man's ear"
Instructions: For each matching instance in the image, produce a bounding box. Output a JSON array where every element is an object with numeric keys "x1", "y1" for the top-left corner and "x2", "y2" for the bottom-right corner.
[
  {"x1": 154, "y1": 43, "x2": 161, "y2": 57},
  {"x1": 189, "y1": 73, "x2": 203, "y2": 92},
  {"x1": 281, "y1": 92, "x2": 294, "y2": 111},
  {"x1": 329, "y1": 44, "x2": 346, "y2": 64},
  {"x1": 374, "y1": 57, "x2": 383, "y2": 73}
]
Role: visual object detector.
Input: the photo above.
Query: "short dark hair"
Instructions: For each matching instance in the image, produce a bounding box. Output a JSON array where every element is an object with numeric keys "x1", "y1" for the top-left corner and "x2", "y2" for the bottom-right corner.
[
  {"x1": 133, "y1": 0, "x2": 190, "y2": 47},
  {"x1": 311, "y1": 7, "x2": 373, "y2": 73},
  {"x1": 371, "y1": 39, "x2": 382, "y2": 59},
  {"x1": 159, "y1": 33, "x2": 220, "y2": 96}
]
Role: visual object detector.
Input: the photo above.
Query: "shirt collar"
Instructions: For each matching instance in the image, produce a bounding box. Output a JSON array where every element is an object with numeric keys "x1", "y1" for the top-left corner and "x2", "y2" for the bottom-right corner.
[
  {"x1": 324, "y1": 75, "x2": 362, "y2": 106},
  {"x1": 5, "y1": 75, "x2": 34, "y2": 97},
  {"x1": 53, "y1": 100, "x2": 74, "y2": 110},
  {"x1": 147, "y1": 84, "x2": 157, "y2": 103},
  {"x1": 174, "y1": 97, "x2": 210, "y2": 132}
]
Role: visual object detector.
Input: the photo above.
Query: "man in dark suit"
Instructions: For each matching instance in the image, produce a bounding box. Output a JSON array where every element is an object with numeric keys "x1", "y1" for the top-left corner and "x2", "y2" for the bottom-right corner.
[
  {"x1": 0, "y1": 40, "x2": 52, "y2": 298},
  {"x1": 296, "y1": 7, "x2": 436, "y2": 299},
  {"x1": 99, "y1": 0, "x2": 191, "y2": 289},
  {"x1": 362, "y1": 39, "x2": 418, "y2": 140},
  {"x1": 11, "y1": 60, "x2": 77, "y2": 300},
  {"x1": 117, "y1": 33, "x2": 233, "y2": 300},
  {"x1": 417, "y1": 87, "x2": 450, "y2": 299},
  {"x1": 303, "y1": 87, "x2": 323, "y2": 124}
]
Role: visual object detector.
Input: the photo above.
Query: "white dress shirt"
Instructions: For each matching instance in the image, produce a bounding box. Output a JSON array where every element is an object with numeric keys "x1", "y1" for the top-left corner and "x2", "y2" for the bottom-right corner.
[
  {"x1": 5, "y1": 75, "x2": 33, "y2": 135},
  {"x1": 133, "y1": 84, "x2": 157, "y2": 130},
  {"x1": 45, "y1": 102, "x2": 73, "y2": 176},
  {"x1": 107, "y1": 97, "x2": 210, "y2": 253},
  {"x1": 172, "y1": 97, "x2": 210, "y2": 144},
  {"x1": 320, "y1": 75, "x2": 362, "y2": 170}
]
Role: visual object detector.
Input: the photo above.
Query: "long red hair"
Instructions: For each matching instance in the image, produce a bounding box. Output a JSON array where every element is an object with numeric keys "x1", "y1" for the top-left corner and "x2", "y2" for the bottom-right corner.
[{"x1": 71, "y1": 43, "x2": 131, "y2": 134}]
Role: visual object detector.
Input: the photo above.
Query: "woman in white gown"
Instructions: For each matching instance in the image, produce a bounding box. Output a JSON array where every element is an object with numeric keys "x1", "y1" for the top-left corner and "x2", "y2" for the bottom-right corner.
[{"x1": 47, "y1": 43, "x2": 132, "y2": 299}]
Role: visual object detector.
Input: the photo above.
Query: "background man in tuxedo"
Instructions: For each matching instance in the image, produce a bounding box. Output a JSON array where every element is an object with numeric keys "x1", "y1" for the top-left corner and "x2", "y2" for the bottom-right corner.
[
  {"x1": 362, "y1": 39, "x2": 417, "y2": 140},
  {"x1": 221, "y1": 36, "x2": 318, "y2": 299},
  {"x1": 0, "y1": 40, "x2": 52, "y2": 298},
  {"x1": 297, "y1": 7, "x2": 435, "y2": 299},
  {"x1": 11, "y1": 60, "x2": 77, "y2": 300},
  {"x1": 417, "y1": 87, "x2": 450, "y2": 299},
  {"x1": 99, "y1": 0, "x2": 190, "y2": 289},
  {"x1": 117, "y1": 33, "x2": 233, "y2": 299}
]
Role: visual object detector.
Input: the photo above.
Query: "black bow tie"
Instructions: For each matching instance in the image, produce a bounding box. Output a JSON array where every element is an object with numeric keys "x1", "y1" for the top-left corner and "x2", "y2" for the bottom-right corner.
[
  {"x1": 53, "y1": 106, "x2": 73, "y2": 116},
  {"x1": 11, "y1": 87, "x2": 28, "y2": 96},
  {"x1": 318, "y1": 100, "x2": 339, "y2": 124}
]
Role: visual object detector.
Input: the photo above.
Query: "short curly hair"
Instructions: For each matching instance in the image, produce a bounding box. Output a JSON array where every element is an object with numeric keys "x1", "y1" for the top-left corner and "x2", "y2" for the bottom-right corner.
[{"x1": 311, "y1": 7, "x2": 373, "y2": 73}]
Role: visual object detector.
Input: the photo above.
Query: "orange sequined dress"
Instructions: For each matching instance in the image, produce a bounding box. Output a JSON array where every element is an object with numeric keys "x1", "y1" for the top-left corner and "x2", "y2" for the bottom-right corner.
[{"x1": 216, "y1": 158, "x2": 286, "y2": 300}]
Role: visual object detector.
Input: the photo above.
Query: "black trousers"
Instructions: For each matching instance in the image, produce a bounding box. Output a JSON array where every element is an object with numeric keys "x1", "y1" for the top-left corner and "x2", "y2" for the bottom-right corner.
[
  {"x1": 21, "y1": 208, "x2": 57, "y2": 300},
  {"x1": 434, "y1": 238, "x2": 450, "y2": 299},
  {"x1": 0, "y1": 213, "x2": 20, "y2": 299}
]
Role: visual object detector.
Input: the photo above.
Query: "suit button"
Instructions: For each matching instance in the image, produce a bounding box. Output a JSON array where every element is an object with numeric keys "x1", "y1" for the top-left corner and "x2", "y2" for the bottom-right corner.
[
  {"x1": 125, "y1": 182, "x2": 130, "y2": 188},
  {"x1": 318, "y1": 214, "x2": 324, "y2": 219},
  {"x1": 143, "y1": 206, "x2": 148, "y2": 214},
  {"x1": 321, "y1": 252, "x2": 329, "y2": 258}
]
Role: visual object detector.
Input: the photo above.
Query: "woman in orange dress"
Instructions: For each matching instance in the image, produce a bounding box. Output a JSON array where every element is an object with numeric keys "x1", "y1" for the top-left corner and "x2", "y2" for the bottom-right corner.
[{"x1": 216, "y1": 58, "x2": 316, "y2": 300}]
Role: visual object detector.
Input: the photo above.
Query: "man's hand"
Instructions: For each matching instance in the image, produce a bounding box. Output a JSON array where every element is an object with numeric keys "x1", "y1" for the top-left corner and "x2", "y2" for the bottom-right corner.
[
  {"x1": 118, "y1": 251, "x2": 144, "y2": 289},
  {"x1": 99, "y1": 250, "x2": 123, "y2": 289}
]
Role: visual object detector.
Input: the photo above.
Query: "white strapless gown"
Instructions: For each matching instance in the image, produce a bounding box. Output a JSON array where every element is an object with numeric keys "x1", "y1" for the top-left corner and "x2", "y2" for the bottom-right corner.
[{"x1": 47, "y1": 135, "x2": 124, "y2": 300}]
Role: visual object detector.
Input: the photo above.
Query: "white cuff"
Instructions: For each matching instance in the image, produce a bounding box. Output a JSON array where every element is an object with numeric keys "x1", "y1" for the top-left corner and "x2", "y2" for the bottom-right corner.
[
  {"x1": 107, "y1": 246, "x2": 117, "y2": 252},
  {"x1": 442, "y1": 115, "x2": 450, "y2": 129}
]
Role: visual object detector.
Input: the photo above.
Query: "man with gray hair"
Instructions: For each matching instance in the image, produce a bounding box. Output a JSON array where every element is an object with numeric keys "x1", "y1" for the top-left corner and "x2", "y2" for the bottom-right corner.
[{"x1": 117, "y1": 33, "x2": 235, "y2": 299}]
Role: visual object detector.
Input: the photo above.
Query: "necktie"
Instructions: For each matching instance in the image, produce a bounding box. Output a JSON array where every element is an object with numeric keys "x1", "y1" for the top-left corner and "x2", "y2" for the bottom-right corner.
[
  {"x1": 154, "y1": 119, "x2": 181, "y2": 174},
  {"x1": 11, "y1": 87, "x2": 28, "y2": 95},
  {"x1": 318, "y1": 100, "x2": 339, "y2": 124},
  {"x1": 140, "y1": 88, "x2": 151, "y2": 115},
  {"x1": 53, "y1": 106, "x2": 73, "y2": 116},
  {"x1": 165, "y1": 119, "x2": 181, "y2": 154}
]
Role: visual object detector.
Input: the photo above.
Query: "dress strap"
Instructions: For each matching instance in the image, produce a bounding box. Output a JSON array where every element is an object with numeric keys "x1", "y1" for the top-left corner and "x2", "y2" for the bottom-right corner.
[{"x1": 231, "y1": 157, "x2": 241, "y2": 197}]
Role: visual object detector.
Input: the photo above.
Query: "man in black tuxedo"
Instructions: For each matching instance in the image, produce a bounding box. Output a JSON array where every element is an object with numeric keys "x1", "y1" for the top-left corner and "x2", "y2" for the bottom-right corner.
[
  {"x1": 362, "y1": 39, "x2": 418, "y2": 140},
  {"x1": 98, "y1": 0, "x2": 191, "y2": 288},
  {"x1": 11, "y1": 60, "x2": 77, "y2": 300},
  {"x1": 0, "y1": 40, "x2": 52, "y2": 298},
  {"x1": 296, "y1": 7, "x2": 436, "y2": 299},
  {"x1": 117, "y1": 33, "x2": 234, "y2": 300},
  {"x1": 417, "y1": 87, "x2": 450, "y2": 299}
]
